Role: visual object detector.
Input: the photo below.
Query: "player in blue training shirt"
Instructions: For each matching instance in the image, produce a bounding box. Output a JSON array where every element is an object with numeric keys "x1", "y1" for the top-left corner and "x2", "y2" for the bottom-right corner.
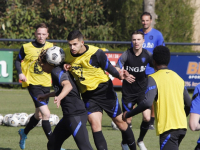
[
  {"x1": 190, "y1": 84, "x2": 200, "y2": 150},
  {"x1": 131, "y1": 12, "x2": 165, "y2": 131}
]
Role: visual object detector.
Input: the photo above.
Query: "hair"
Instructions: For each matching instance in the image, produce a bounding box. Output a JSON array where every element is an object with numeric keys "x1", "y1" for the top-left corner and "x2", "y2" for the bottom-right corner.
[
  {"x1": 153, "y1": 46, "x2": 170, "y2": 66},
  {"x1": 38, "y1": 49, "x2": 48, "y2": 65},
  {"x1": 141, "y1": 12, "x2": 152, "y2": 20},
  {"x1": 131, "y1": 30, "x2": 144, "y2": 39},
  {"x1": 67, "y1": 30, "x2": 84, "y2": 41},
  {"x1": 35, "y1": 23, "x2": 49, "y2": 31}
]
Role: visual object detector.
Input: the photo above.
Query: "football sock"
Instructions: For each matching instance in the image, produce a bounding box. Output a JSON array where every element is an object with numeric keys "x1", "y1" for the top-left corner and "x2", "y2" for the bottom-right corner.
[
  {"x1": 93, "y1": 131, "x2": 108, "y2": 150},
  {"x1": 138, "y1": 121, "x2": 150, "y2": 142},
  {"x1": 24, "y1": 115, "x2": 40, "y2": 135},
  {"x1": 121, "y1": 126, "x2": 136, "y2": 150},
  {"x1": 42, "y1": 120, "x2": 52, "y2": 140},
  {"x1": 150, "y1": 117, "x2": 155, "y2": 125}
]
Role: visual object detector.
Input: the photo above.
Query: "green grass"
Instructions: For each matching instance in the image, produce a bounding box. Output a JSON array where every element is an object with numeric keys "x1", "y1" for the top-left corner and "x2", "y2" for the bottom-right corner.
[{"x1": 0, "y1": 89, "x2": 198, "y2": 150}]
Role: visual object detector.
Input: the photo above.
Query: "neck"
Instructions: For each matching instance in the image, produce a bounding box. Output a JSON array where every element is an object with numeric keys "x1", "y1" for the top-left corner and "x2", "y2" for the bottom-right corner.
[
  {"x1": 78, "y1": 45, "x2": 87, "y2": 54},
  {"x1": 133, "y1": 48, "x2": 142, "y2": 56},
  {"x1": 156, "y1": 65, "x2": 168, "y2": 71},
  {"x1": 143, "y1": 27, "x2": 152, "y2": 34}
]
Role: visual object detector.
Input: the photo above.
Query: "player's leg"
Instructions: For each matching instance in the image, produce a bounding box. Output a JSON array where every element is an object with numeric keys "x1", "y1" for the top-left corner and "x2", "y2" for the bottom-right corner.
[
  {"x1": 72, "y1": 114, "x2": 93, "y2": 150},
  {"x1": 38, "y1": 105, "x2": 52, "y2": 139},
  {"x1": 88, "y1": 111, "x2": 107, "y2": 150},
  {"x1": 48, "y1": 117, "x2": 71, "y2": 150},
  {"x1": 137, "y1": 109, "x2": 151, "y2": 150},
  {"x1": 149, "y1": 105, "x2": 155, "y2": 130}
]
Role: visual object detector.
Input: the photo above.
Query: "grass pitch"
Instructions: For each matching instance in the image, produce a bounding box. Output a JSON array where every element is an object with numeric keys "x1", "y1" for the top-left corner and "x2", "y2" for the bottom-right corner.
[{"x1": 0, "y1": 89, "x2": 198, "y2": 150}]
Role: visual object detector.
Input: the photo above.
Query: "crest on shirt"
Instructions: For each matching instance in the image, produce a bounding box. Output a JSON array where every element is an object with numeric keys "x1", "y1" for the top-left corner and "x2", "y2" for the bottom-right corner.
[
  {"x1": 149, "y1": 35, "x2": 153, "y2": 40},
  {"x1": 141, "y1": 57, "x2": 146, "y2": 63},
  {"x1": 71, "y1": 63, "x2": 85, "y2": 81}
]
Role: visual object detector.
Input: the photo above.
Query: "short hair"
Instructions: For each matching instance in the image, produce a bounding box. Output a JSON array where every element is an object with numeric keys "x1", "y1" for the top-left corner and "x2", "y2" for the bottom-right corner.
[
  {"x1": 141, "y1": 12, "x2": 152, "y2": 20},
  {"x1": 131, "y1": 30, "x2": 144, "y2": 39},
  {"x1": 153, "y1": 46, "x2": 170, "y2": 66},
  {"x1": 35, "y1": 23, "x2": 49, "y2": 31},
  {"x1": 67, "y1": 30, "x2": 84, "y2": 41}
]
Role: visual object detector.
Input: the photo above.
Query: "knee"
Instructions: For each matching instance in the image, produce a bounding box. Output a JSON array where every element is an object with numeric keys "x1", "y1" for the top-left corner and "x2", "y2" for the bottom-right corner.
[
  {"x1": 41, "y1": 111, "x2": 50, "y2": 120},
  {"x1": 34, "y1": 113, "x2": 42, "y2": 120},
  {"x1": 89, "y1": 121, "x2": 102, "y2": 132},
  {"x1": 143, "y1": 115, "x2": 151, "y2": 122}
]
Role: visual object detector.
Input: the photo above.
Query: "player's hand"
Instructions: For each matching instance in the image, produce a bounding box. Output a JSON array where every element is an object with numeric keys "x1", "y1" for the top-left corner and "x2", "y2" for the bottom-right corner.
[
  {"x1": 19, "y1": 73, "x2": 27, "y2": 82},
  {"x1": 37, "y1": 94, "x2": 47, "y2": 101},
  {"x1": 63, "y1": 64, "x2": 71, "y2": 71},
  {"x1": 122, "y1": 111, "x2": 127, "y2": 122},
  {"x1": 124, "y1": 70, "x2": 135, "y2": 83},
  {"x1": 54, "y1": 96, "x2": 61, "y2": 108}
]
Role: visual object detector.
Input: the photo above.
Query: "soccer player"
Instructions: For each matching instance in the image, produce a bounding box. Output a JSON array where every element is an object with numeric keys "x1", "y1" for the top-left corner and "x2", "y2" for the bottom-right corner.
[
  {"x1": 189, "y1": 84, "x2": 200, "y2": 150},
  {"x1": 64, "y1": 30, "x2": 136, "y2": 150},
  {"x1": 116, "y1": 31, "x2": 153, "y2": 150},
  {"x1": 15, "y1": 23, "x2": 56, "y2": 149},
  {"x1": 131, "y1": 12, "x2": 165, "y2": 130},
  {"x1": 122, "y1": 45, "x2": 191, "y2": 150},
  {"x1": 37, "y1": 47, "x2": 93, "y2": 150}
]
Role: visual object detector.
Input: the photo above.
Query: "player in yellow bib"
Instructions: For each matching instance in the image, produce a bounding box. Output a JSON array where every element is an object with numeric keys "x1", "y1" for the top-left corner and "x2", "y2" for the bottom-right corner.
[
  {"x1": 64, "y1": 30, "x2": 137, "y2": 150},
  {"x1": 15, "y1": 23, "x2": 64, "y2": 150},
  {"x1": 123, "y1": 46, "x2": 191, "y2": 150}
]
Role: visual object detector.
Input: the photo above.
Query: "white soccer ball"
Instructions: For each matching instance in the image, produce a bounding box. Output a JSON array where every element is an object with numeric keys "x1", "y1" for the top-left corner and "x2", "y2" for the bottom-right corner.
[
  {"x1": 8, "y1": 114, "x2": 20, "y2": 127},
  {"x1": 111, "y1": 121, "x2": 119, "y2": 130},
  {"x1": 3, "y1": 114, "x2": 13, "y2": 126},
  {"x1": 53, "y1": 114, "x2": 60, "y2": 125},
  {"x1": 46, "y1": 46, "x2": 65, "y2": 66},
  {"x1": 49, "y1": 114, "x2": 55, "y2": 126},
  {"x1": 19, "y1": 113, "x2": 29, "y2": 126},
  {"x1": 26, "y1": 113, "x2": 34, "y2": 125},
  {"x1": 0, "y1": 114, "x2": 4, "y2": 125}
]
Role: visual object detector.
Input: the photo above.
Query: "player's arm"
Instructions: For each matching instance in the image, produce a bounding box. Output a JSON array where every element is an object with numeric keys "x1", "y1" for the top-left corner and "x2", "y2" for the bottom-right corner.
[
  {"x1": 123, "y1": 76, "x2": 157, "y2": 120},
  {"x1": 157, "y1": 32, "x2": 165, "y2": 46},
  {"x1": 54, "y1": 80, "x2": 72, "y2": 108},
  {"x1": 90, "y1": 49, "x2": 121, "y2": 79},
  {"x1": 115, "y1": 51, "x2": 135, "y2": 83},
  {"x1": 183, "y1": 87, "x2": 191, "y2": 116},
  {"x1": 15, "y1": 46, "x2": 27, "y2": 82},
  {"x1": 38, "y1": 92, "x2": 56, "y2": 101}
]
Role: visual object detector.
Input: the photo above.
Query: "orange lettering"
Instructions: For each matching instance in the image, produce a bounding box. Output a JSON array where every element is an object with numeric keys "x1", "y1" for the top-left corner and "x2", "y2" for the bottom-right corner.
[{"x1": 187, "y1": 62, "x2": 198, "y2": 74}]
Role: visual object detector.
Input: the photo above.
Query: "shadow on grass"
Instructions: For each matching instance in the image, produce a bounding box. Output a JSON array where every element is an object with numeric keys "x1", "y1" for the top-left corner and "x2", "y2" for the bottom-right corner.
[{"x1": 0, "y1": 148, "x2": 12, "y2": 150}]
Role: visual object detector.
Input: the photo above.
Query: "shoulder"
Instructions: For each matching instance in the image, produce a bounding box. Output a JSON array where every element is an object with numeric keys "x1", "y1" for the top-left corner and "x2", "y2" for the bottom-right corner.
[
  {"x1": 152, "y1": 28, "x2": 163, "y2": 36},
  {"x1": 51, "y1": 67, "x2": 65, "y2": 77},
  {"x1": 142, "y1": 49, "x2": 152, "y2": 56}
]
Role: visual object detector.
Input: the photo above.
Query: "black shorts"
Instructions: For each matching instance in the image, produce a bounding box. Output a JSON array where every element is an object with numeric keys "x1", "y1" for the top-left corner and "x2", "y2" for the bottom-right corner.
[
  {"x1": 47, "y1": 114, "x2": 93, "y2": 150},
  {"x1": 81, "y1": 80, "x2": 122, "y2": 118},
  {"x1": 27, "y1": 84, "x2": 51, "y2": 108},
  {"x1": 195, "y1": 143, "x2": 200, "y2": 150},
  {"x1": 159, "y1": 129, "x2": 186, "y2": 150},
  {"x1": 122, "y1": 90, "x2": 145, "y2": 112}
]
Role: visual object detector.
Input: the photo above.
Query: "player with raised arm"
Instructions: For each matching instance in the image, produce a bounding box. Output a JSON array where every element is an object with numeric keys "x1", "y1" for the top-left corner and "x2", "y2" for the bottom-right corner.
[
  {"x1": 15, "y1": 23, "x2": 62, "y2": 149},
  {"x1": 64, "y1": 30, "x2": 136, "y2": 150},
  {"x1": 123, "y1": 46, "x2": 191, "y2": 150},
  {"x1": 117, "y1": 31, "x2": 153, "y2": 150},
  {"x1": 37, "y1": 46, "x2": 93, "y2": 150}
]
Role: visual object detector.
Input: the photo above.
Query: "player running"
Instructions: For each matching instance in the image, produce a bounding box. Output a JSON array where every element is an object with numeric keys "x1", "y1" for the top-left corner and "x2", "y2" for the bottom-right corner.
[
  {"x1": 37, "y1": 46, "x2": 93, "y2": 150},
  {"x1": 64, "y1": 30, "x2": 137, "y2": 150}
]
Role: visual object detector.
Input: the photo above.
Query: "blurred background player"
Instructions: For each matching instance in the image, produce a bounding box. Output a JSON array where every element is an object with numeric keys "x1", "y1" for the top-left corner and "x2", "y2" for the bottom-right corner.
[
  {"x1": 15, "y1": 23, "x2": 57, "y2": 149},
  {"x1": 37, "y1": 47, "x2": 93, "y2": 150},
  {"x1": 116, "y1": 31, "x2": 153, "y2": 150},
  {"x1": 189, "y1": 84, "x2": 200, "y2": 150},
  {"x1": 131, "y1": 12, "x2": 165, "y2": 130},
  {"x1": 123, "y1": 45, "x2": 191, "y2": 150},
  {"x1": 64, "y1": 30, "x2": 137, "y2": 150}
]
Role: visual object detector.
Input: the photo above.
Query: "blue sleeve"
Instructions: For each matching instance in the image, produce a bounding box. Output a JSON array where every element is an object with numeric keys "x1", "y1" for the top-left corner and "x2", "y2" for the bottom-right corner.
[
  {"x1": 157, "y1": 32, "x2": 165, "y2": 46},
  {"x1": 15, "y1": 46, "x2": 25, "y2": 74},
  {"x1": 116, "y1": 51, "x2": 128, "y2": 69},
  {"x1": 190, "y1": 84, "x2": 200, "y2": 114}
]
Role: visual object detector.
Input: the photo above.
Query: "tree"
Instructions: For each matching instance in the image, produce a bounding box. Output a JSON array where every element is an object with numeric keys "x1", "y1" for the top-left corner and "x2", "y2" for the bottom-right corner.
[{"x1": 143, "y1": 0, "x2": 157, "y2": 28}]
